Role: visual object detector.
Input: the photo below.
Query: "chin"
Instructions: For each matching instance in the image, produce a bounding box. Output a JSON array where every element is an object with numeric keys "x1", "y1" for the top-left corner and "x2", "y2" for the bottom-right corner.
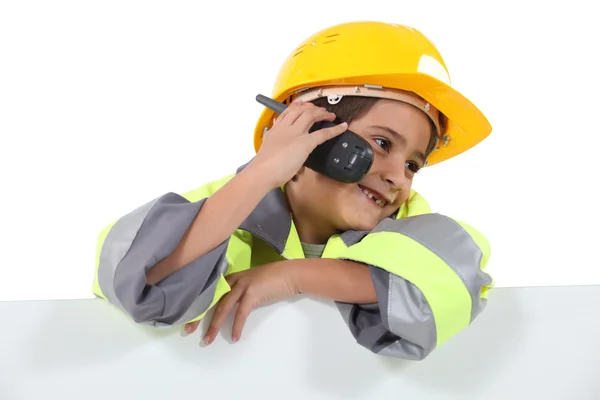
[
  {"x1": 335, "y1": 204, "x2": 394, "y2": 232},
  {"x1": 343, "y1": 217, "x2": 380, "y2": 232}
]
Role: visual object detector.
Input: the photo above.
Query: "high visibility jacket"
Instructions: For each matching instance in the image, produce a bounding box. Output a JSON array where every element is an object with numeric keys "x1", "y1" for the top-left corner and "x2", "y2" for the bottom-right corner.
[{"x1": 92, "y1": 162, "x2": 493, "y2": 361}]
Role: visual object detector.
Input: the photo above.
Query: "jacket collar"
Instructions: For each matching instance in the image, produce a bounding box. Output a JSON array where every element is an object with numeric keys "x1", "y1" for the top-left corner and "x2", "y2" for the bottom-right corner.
[
  {"x1": 234, "y1": 159, "x2": 431, "y2": 258},
  {"x1": 236, "y1": 160, "x2": 301, "y2": 258}
]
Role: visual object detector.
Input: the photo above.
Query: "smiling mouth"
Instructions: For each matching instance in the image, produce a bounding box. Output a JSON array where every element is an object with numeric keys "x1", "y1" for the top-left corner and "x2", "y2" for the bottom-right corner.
[{"x1": 358, "y1": 184, "x2": 387, "y2": 208}]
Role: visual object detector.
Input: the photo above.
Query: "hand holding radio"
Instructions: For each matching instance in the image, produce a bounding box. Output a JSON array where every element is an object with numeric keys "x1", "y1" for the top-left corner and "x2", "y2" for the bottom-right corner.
[
  {"x1": 254, "y1": 94, "x2": 375, "y2": 185},
  {"x1": 251, "y1": 100, "x2": 349, "y2": 189}
]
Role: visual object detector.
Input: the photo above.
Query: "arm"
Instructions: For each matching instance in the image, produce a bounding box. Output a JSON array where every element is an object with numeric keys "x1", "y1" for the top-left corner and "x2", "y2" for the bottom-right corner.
[
  {"x1": 92, "y1": 166, "x2": 267, "y2": 326},
  {"x1": 147, "y1": 164, "x2": 272, "y2": 284},
  {"x1": 289, "y1": 258, "x2": 377, "y2": 304},
  {"x1": 304, "y1": 213, "x2": 493, "y2": 361},
  {"x1": 93, "y1": 103, "x2": 350, "y2": 326}
]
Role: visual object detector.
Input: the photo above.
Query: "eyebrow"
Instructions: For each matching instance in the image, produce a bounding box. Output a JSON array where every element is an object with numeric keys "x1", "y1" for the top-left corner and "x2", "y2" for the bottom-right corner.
[{"x1": 368, "y1": 125, "x2": 427, "y2": 165}]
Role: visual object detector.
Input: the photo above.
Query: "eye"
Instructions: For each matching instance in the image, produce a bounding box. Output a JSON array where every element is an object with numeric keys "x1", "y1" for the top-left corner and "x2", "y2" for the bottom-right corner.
[
  {"x1": 405, "y1": 161, "x2": 421, "y2": 174},
  {"x1": 374, "y1": 138, "x2": 391, "y2": 152}
]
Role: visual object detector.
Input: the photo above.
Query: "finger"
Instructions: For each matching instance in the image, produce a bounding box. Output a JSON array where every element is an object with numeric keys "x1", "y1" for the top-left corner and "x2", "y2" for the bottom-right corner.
[
  {"x1": 225, "y1": 272, "x2": 243, "y2": 287},
  {"x1": 308, "y1": 121, "x2": 349, "y2": 147},
  {"x1": 279, "y1": 102, "x2": 323, "y2": 127},
  {"x1": 231, "y1": 296, "x2": 255, "y2": 342},
  {"x1": 203, "y1": 286, "x2": 244, "y2": 345},
  {"x1": 183, "y1": 320, "x2": 200, "y2": 335},
  {"x1": 294, "y1": 107, "x2": 337, "y2": 132},
  {"x1": 275, "y1": 100, "x2": 304, "y2": 125}
]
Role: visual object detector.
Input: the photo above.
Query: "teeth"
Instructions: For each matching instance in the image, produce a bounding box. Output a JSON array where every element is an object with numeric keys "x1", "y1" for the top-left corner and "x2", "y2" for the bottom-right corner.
[{"x1": 358, "y1": 186, "x2": 386, "y2": 207}]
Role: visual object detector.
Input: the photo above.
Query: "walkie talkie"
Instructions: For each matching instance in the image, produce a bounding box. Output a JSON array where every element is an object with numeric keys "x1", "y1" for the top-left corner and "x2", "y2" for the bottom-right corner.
[{"x1": 256, "y1": 94, "x2": 374, "y2": 184}]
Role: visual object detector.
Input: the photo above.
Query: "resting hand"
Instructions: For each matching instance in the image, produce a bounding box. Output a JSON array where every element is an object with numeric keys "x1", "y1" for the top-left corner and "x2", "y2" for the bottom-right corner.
[{"x1": 184, "y1": 261, "x2": 300, "y2": 343}]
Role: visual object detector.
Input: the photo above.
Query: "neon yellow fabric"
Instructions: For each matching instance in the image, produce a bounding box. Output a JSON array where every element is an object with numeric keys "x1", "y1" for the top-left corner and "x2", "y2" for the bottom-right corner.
[
  {"x1": 396, "y1": 190, "x2": 432, "y2": 218},
  {"x1": 92, "y1": 169, "x2": 489, "y2": 347},
  {"x1": 321, "y1": 234, "x2": 350, "y2": 259},
  {"x1": 282, "y1": 221, "x2": 305, "y2": 260},
  {"x1": 225, "y1": 229, "x2": 254, "y2": 275},
  {"x1": 327, "y1": 231, "x2": 472, "y2": 346},
  {"x1": 322, "y1": 193, "x2": 486, "y2": 347},
  {"x1": 250, "y1": 237, "x2": 286, "y2": 267},
  {"x1": 94, "y1": 215, "x2": 165, "y2": 321},
  {"x1": 92, "y1": 220, "x2": 117, "y2": 300}
]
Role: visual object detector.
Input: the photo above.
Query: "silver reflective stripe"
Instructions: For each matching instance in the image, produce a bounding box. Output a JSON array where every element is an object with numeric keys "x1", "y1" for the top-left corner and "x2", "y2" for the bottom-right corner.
[
  {"x1": 333, "y1": 266, "x2": 436, "y2": 360},
  {"x1": 372, "y1": 213, "x2": 492, "y2": 322},
  {"x1": 339, "y1": 230, "x2": 367, "y2": 247},
  {"x1": 382, "y1": 273, "x2": 436, "y2": 359},
  {"x1": 335, "y1": 302, "x2": 353, "y2": 327},
  {"x1": 98, "y1": 192, "x2": 233, "y2": 325},
  {"x1": 97, "y1": 195, "x2": 162, "y2": 312},
  {"x1": 171, "y1": 256, "x2": 230, "y2": 325},
  {"x1": 333, "y1": 213, "x2": 489, "y2": 360},
  {"x1": 377, "y1": 340, "x2": 427, "y2": 360}
]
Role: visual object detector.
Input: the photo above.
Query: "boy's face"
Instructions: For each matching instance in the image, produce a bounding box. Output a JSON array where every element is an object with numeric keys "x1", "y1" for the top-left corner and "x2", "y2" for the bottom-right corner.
[{"x1": 288, "y1": 98, "x2": 432, "y2": 240}]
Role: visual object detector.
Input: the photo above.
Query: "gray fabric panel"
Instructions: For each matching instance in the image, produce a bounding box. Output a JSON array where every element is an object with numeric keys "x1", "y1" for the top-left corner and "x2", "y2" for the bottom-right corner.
[
  {"x1": 372, "y1": 214, "x2": 493, "y2": 322},
  {"x1": 380, "y1": 269, "x2": 436, "y2": 360},
  {"x1": 97, "y1": 195, "x2": 163, "y2": 311},
  {"x1": 337, "y1": 216, "x2": 395, "y2": 247},
  {"x1": 336, "y1": 265, "x2": 435, "y2": 360},
  {"x1": 109, "y1": 193, "x2": 229, "y2": 325},
  {"x1": 235, "y1": 160, "x2": 252, "y2": 174},
  {"x1": 169, "y1": 256, "x2": 230, "y2": 325},
  {"x1": 334, "y1": 219, "x2": 437, "y2": 359},
  {"x1": 338, "y1": 229, "x2": 369, "y2": 247},
  {"x1": 376, "y1": 337, "x2": 429, "y2": 361},
  {"x1": 334, "y1": 302, "x2": 354, "y2": 327},
  {"x1": 235, "y1": 159, "x2": 296, "y2": 255},
  {"x1": 343, "y1": 302, "x2": 395, "y2": 354},
  {"x1": 385, "y1": 271, "x2": 436, "y2": 350},
  {"x1": 143, "y1": 238, "x2": 229, "y2": 326},
  {"x1": 238, "y1": 184, "x2": 292, "y2": 255}
]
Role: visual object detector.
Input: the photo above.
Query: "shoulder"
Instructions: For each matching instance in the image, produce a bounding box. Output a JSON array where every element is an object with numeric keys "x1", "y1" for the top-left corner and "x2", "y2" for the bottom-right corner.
[
  {"x1": 371, "y1": 189, "x2": 491, "y2": 260},
  {"x1": 395, "y1": 189, "x2": 432, "y2": 218}
]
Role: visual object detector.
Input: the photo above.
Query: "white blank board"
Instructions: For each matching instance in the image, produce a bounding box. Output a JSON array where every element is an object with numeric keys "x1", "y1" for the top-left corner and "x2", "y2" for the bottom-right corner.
[
  {"x1": 1, "y1": 0, "x2": 599, "y2": 301},
  {"x1": 1, "y1": 286, "x2": 600, "y2": 399}
]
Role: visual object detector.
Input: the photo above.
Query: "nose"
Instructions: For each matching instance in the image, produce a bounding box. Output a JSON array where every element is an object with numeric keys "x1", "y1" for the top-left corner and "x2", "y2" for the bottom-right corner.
[{"x1": 379, "y1": 158, "x2": 411, "y2": 192}]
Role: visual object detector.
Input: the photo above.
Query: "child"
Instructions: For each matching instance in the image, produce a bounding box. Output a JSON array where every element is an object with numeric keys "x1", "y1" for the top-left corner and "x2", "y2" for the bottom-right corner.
[{"x1": 92, "y1": 21, "x2": 494, "y2": 361}]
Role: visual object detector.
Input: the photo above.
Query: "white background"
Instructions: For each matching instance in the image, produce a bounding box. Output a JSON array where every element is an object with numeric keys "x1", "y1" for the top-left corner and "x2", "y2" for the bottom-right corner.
[{"x1": 1, "y1": 0, "x2": 598, "y2": 302}]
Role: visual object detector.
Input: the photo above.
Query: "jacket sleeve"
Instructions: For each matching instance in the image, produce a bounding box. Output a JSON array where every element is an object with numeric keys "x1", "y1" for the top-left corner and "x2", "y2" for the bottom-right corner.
[
  {"x1": 92, "y1": 175, "x2": 251, "y2": 327},
  {"x1": 333, "y1": 213, "x2": 493, "y2": 360}
]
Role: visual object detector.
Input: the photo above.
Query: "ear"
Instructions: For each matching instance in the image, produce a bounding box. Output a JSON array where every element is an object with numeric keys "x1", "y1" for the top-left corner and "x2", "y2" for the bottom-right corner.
[
  {"x1": 292, "y1": 166, "x2": 306, "y2": 181},
  {"x1": 287, "y1": 166, "x2": 306, "y2": 183}
]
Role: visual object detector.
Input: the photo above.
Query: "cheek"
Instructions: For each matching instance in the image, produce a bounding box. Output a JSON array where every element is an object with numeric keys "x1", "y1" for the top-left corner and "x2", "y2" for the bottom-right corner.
[
  {"x1": 391, "y1": 188, "x2": 411, "y2": 210},
  {"x1": 307, "y1": 175, "x2": 347, "y2": 204},
  {"x1": 319, "y1": 181, "x2": 359, "y2": 211},
  {"x1": 370, "y1": 153, "x2": 386, "y2": 170}
]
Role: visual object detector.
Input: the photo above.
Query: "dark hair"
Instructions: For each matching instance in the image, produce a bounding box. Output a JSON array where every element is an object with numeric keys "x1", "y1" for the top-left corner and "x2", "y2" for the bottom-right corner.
[{"x1": 310, "y1": 96, "x2": 439, "y2": 158}]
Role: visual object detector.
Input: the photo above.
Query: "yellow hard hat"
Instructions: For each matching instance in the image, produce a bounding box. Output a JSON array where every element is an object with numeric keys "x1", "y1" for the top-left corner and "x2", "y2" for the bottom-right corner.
[{"x1": 253, "y1": 21, "x2": 492, "y2": 167}]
